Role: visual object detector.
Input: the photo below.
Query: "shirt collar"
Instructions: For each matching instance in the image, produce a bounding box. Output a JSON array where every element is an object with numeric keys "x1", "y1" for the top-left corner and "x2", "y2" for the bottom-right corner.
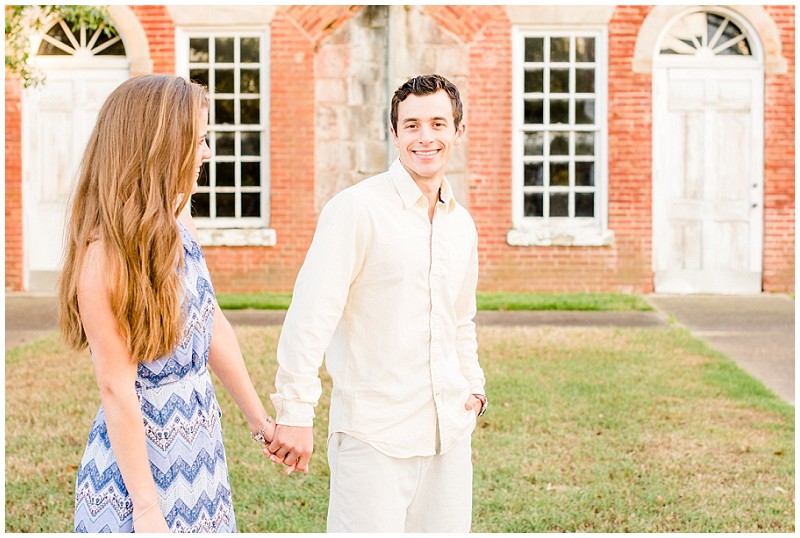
[{"x1": 389, "y1": 158, "x2": 457, "y2": 214}]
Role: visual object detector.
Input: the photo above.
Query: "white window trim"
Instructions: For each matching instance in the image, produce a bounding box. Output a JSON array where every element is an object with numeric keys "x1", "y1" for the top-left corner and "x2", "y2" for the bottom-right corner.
[
  {"x1": 509, "y1": 25, "x2": 612, "y2": 247},
  {"x1": 176, "y1": 26, "x2": 275, "y2": 247}
]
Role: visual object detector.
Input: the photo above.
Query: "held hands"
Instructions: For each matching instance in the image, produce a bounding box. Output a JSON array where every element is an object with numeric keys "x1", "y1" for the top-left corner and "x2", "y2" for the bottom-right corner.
[{"x1": 264, "y1": 425, "x2": 314, "y2": 475}]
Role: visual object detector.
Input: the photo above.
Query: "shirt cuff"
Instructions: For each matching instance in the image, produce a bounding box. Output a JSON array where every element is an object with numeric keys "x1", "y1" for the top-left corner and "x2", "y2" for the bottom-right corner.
[{"x1": 270, "y1": 393, "x2": 316, "y2": 427}]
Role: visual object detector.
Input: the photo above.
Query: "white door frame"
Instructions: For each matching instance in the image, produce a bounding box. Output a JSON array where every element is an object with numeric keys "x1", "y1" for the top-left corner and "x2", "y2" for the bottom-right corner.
[
  {"x1": 22, "y1": 40, "x2": 130, "y2": 291},
  {"x1": 651, "y1": 8, "x2": 765, "y2": 294}
]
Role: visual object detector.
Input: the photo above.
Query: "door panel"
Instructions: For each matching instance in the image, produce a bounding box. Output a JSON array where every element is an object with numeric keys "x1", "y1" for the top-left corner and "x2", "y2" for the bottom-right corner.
[
  {"x1": 653, "y1": 66, "x2": 763, "y2": 294},
  {"x1": 24, "y1": 70, "x2": 128, "y2": 291}
]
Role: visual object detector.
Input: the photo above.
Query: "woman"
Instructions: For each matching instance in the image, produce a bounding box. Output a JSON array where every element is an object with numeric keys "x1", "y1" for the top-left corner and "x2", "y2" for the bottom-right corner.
[{"x1": 59, "y1": 74, "x2": 275, "y2": 532}]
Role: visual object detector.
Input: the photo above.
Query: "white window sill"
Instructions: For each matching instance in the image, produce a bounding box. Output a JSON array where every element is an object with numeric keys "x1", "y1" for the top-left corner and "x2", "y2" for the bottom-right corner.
[
  {"x1": 197, "y1": 228, "x2": 277, "y2": 247},
  {"x1": 506, "y1": 227, "x2": 614, "y2": 247}
]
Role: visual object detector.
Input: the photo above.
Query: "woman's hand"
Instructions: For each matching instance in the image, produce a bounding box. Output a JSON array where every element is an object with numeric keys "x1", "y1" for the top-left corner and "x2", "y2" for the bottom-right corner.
[{"x1": 132, "y1": 503, "x2": 169, "y2": 533}]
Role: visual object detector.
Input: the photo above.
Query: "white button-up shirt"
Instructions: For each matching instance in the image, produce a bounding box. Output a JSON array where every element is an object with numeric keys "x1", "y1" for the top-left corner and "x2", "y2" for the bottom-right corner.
[{"x1": 271, "y1": 159, "x2": 485, "y2": 457}]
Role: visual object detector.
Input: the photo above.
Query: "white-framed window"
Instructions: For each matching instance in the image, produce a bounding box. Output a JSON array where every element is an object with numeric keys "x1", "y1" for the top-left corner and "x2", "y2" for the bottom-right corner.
[
  {"x1": 509, "y1": 27, "x2": 612, "y2": 247},
  {"x1": 177, "y1": 28, "x2": 275, "y2": 246}
]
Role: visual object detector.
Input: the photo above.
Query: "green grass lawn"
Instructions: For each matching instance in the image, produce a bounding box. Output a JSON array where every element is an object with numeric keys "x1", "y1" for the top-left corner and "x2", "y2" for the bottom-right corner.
[
  {"x1": 216, "y1": 291, "x2": 653, "y2": 311},
  {"x1": 5, "y1": 325, "x2": 793, "y2": 532}
]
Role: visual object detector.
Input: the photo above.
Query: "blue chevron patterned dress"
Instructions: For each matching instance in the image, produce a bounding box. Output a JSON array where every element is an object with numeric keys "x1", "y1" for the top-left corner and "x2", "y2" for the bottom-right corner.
[{"x1": 74, "y1": 222, "x2": 236, "y2": 532}]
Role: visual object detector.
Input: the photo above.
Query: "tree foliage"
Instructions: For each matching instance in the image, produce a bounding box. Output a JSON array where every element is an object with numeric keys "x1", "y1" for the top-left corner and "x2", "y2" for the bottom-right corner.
[{"x1": 5, "y1": 5, "x2": 115, "y2": 87}]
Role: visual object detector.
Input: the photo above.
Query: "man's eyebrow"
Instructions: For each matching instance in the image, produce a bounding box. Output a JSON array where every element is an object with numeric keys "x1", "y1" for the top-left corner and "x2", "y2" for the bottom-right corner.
[{"x1": 401, "y1": 116, "x2": 450, "y2": 124}]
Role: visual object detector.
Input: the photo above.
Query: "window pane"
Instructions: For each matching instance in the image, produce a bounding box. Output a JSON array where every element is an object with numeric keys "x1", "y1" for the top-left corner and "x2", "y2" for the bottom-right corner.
[
  {"x1": 216, "y1": 193, "x2": 235, "y2": 217},
  {"x1": 524, "y1": 193, "x2": 544, "y2": 217},
  {"x1": 550, "y1": 163, "x2": 569, "y2": 186},
  {"x1": 241, "y1": 132, "x2": 260, "y2": 156},
  {"x1": 190, "y1": 38, "x2": 209, "y2": 62},
  {"x1": 215, "y1": 99, "x2": 234, "y2": 124},
  {"x1": 241, "y1": 99, "x2": 260, "y2": 125},
  {"x1": 549, "y1": 193, "x2": 569, "y2": 216},
  {"x1": 241, "y1": 37, "x2": 260, "y2": 63},
  {"x1": 525, "y1": 37, "x2": 544, "y2": 62},
  {"x1": 191, "y1": 192, "x2": 210, "y2": 217},
  {"x1": 190, "y1": 68, "x2": 209, "y2": 87},
  {"x1": 38, "y1": 38, "x2": 71, "y2": 55},
  {"x1": 524, "y1": 100, "x2": 544, "y2": 124},
  {"x1": 575, "y1": 69, "x2": 594, "y2": 93},
  {"x1": 215, "y1": 132, "x2": 235, "y2": 156},
  {"x1": 241, "y1": 193, "x2": 261, "y2": 218},
  {"x1": 550, "y1": 69, "x2": 569, "y2": 93},
  {"x1": 199, "y1": 162, "x2": 210, "y2": 187},
  {"x1": 575, "y1": 99, "x2": 595, "y2": 124},
  {"x1": 719, "y1": 18, "x2": 744, "y2": 46},
  {"x1": 575, "y1": 162, "x2": 594, "y2": 186},
  {"x1": 524, "y1": 69, "x2": 543, "y2": 93},
  {"x1": 707, "y1": 13, "x2": 725, "y2": 46},
  {"x1": 718, "y1": 40, "x2": 751, "y2": 56},
  {"x1": 524, "y1": 163, "x2": 544, "y2": 186},
  {"x1": 550, "y1": 134, "x2": 569, "y2": 156},
  {"x1": 517, "y1": 31, "x2": 603, "y2": 226},
  {"x1": 216, "y1": 162, "x2": 235, "y2": 187},
  {"x1": 550, "y1": 37, "x2": 570, "y2": 62},
  {"x1": 241, "y1": 69, "x2": 260, "y2": 94},
  {"x1": 216, "y1": 69, "x2": 234, "y2": 93},
  {"x1": 40, "y1": 23, "x2": 74, "y2": 54},
  {"x1": 215, "y1": 37, "x2": 234, "y2": 63},
  {"x1": 575, "y1": 37, "x2": 595, "y2": 62},
  {"x1": 549, "y1": 99, "x2": 569, "y2": 124},
  {"x1": 575, "y1": 193, "x2": 594, "y2": 217},
  {"x1": 96, "y1": 39, "x2": 125, "y2": 56},
  {"x1": 241, "y1": 162, "x2": 261, "y2": 187},
  {"x1": 524, "y1": 132, "x2": 544, "y2": 156},
  {"x1": 575, "y1": 132, "x2": 595, "y2": 155},
  {"x1": 186, "y1": 33, "x2": 267, "y2": 225}
]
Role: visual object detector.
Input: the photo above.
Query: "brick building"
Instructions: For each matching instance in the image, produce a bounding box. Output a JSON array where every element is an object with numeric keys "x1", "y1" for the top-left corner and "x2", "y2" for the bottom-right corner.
[{"x1": 5, "y1": 5, "x2": 795, "y2": 294}]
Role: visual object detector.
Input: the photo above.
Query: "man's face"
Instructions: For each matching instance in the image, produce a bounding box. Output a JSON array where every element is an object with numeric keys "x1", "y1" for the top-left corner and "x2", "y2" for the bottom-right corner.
[{"x1": 391, "y1": 90, "x2": 465, "y2": 185}]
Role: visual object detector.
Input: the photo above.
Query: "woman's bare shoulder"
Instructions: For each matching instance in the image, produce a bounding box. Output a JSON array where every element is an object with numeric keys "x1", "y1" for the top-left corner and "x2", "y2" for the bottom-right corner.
[
  {"x1": 77, "y1": 240, "x2": 110, "y2": 294},
  {"x1": 177, "y1": 203, "x2": 201, "y2": 242}
]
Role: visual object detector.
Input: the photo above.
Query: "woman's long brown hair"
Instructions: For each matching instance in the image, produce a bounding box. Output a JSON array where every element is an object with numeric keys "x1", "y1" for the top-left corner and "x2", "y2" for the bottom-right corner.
[{"x1": 58, "y1": 74, "x2": 209, "y2": 363}]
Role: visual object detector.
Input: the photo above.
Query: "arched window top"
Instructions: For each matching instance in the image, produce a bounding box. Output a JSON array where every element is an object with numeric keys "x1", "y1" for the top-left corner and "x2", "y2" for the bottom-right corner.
[
  {"x1": 659, "y1": 10, "x2": 752, "y2": 58},
  {"x1": 37, "y1": 18, "x2": 125, "y2": 57}
]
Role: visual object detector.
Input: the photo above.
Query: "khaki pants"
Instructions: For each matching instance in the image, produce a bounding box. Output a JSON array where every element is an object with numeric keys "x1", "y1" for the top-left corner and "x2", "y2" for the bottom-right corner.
[{"x1": 326, "y1": 432, "x2": 473, "y2": 533}]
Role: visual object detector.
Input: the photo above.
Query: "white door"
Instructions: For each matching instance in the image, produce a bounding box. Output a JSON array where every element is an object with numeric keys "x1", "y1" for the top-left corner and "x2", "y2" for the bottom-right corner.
[
  {"x1": 653, "y1": 66, "x2": 763, "y2": 294},
  {"x1": 23, "y1": 69, "x2": 129, "y2": 291}
]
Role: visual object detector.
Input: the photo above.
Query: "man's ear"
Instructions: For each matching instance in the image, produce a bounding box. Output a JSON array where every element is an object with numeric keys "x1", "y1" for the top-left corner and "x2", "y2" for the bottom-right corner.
[
  {"x1": 454, "y1": 123, "x2": 466, "y2": 147},
  {"x1": 389, "y1": 125, "x2": 400, "y2": 148}
]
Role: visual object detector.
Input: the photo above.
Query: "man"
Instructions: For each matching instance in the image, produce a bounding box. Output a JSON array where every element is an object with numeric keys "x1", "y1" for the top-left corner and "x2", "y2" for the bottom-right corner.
[{"x1": 266, "y1": 74, "x2": 487, "y2": 532}]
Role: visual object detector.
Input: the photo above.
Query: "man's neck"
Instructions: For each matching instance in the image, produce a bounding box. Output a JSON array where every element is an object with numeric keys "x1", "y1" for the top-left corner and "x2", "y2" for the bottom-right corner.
[{"x1": 408, "y1": 175, "x2": 440, "y2": 222}]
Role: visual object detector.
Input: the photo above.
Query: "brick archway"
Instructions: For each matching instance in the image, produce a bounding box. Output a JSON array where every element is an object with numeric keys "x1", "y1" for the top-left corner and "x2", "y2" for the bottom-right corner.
[{"x1": 632, "y1": 5, "x2": 787, "y2": 74}]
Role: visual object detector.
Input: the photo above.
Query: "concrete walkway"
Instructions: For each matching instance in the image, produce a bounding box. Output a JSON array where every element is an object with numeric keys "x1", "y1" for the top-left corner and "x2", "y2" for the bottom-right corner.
[
  {"x1": 5, "y1": 292, "x2": 794, "y2": 404},
  {"x1": 646, "y1": 294, "x2": 795, "y2": 405}
]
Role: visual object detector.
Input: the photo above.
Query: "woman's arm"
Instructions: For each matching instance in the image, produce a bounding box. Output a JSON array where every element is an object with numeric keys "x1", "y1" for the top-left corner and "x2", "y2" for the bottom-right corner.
[
  {"x1": 207, "y1": 304, "x2": 274, "y2": 439},
  {"x1": 177, "y1": 206, "x2": 275, "y2": 443},
  {"x1": 77, "y1": 242, "x2": 169, "y2": 532}
]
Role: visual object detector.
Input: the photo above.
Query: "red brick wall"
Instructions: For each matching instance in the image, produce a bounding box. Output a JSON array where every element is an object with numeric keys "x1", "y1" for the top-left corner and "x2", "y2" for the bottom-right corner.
[
  {"x1": 427, "y1": 6, "x2": 655, "y2": 293},
  {"x1": 130, "y1": 5, "x2": 175, "y2": 73},
  {"x1": 5, "y1": 77, "x2": 23, "y2": 290},
  {"x1": 4, "y1": 5, "x2": 795, "y2": 294},
  {"x1": 201, "y1": 6, "x2": 357, "y2": 292},
  {"x1": 763, "y1": 5, "x2": 795, "y2": 292}
]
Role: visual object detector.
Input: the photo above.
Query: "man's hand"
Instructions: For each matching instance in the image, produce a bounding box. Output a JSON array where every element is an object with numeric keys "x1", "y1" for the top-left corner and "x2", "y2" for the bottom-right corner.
[
  {"x1": 464, "y1": 394, "x2": 483, "y2": 418},
  {"x1": 265, "y1": 425, "x2": 314, "y2": 475}
]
